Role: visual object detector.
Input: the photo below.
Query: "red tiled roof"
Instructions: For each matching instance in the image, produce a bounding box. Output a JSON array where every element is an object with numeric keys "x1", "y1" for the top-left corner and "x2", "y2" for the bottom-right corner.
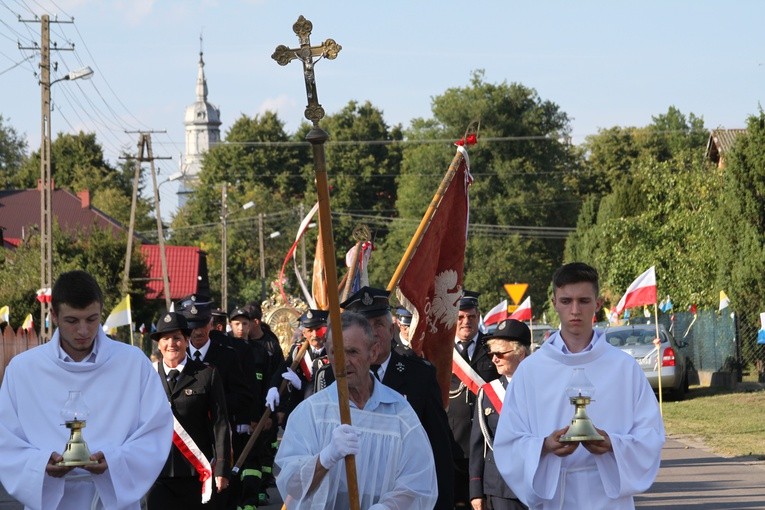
[
  {"x1": 0, "y1": 187, "x2": 125, "y2": 240},
  {"x1": 141, "y1": 244, "x2": 209, "y2": 300}
]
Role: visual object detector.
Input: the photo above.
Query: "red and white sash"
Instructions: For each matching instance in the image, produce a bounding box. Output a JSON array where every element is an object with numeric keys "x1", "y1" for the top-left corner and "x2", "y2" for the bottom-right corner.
[
  {"x1": 452, "y1": 349, "x2": 487, "y2": 395},
  {"x1": 481, "y1": 378, "x2": 506, "y2": 413},
  {"x1": 299, "y1": 350, "x2": 313, "y2": 381},
  {"x1": 172, "y1": 416, "x2": 213, "y2": 503}
]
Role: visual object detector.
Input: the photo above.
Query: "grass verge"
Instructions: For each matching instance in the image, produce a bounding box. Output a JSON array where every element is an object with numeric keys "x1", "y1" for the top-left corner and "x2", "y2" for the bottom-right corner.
[{"x1": 661, "y1": 385, "x2": 765, "y2": 459}]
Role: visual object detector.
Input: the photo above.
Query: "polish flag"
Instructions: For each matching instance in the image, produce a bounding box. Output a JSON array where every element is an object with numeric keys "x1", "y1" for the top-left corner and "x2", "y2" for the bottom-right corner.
[
  {"x1": 483, "y1": 299, "x2": 508, "y2": 326},
  {"x1": 509, "y1": 296, "x2": 532, "y2": 321},
  {"x1": 614, "y1": 266, "x2": 657, "y2": 316}
]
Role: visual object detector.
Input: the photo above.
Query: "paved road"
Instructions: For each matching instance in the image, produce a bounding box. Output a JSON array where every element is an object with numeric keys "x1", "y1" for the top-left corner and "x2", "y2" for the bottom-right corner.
[
  {"x1": 637, "y1": 438, "x2": 765, "y2": 509},
  {"x1": 2, "y1": 437, "x2": 763, "y2": 509}
]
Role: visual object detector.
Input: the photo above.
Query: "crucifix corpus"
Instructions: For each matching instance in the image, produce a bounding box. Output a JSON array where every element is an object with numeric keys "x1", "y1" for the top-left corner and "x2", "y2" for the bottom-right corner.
[{"x1": 272, "y1": 16, "x2": 361, "y2": 510}]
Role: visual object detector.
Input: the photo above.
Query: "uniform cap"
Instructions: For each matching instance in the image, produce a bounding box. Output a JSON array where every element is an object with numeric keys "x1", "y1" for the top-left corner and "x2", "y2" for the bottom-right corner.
[
  {"x1": 340, "y1": 286, "x2": 390, "y2": 318},
  {"x1": 175, "y1": 294, "x2": 212, "y2": 328},
  {"x1": 229, "y1": 306, "x2": 251, "y2": 321},
  {"x1": 459, "y1": 290, "x2": 481, "y2": 310},
  {"x1": 300, "y1": 309, "x2": 329, "y2": 328},
  {"x1": 483, "y1": 318, "x2": 531, "y2": 347},
  {"x1": 396, "y1": 307, "x2": 413, "y2": 326},
  {"x1": 150, "y1": 312, "x2": 191, "y2": 340}
]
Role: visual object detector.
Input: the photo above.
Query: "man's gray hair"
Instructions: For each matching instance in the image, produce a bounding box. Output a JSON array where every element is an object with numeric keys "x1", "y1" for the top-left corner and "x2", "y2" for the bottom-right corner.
[{"x1": 327, "y1": 311, "x2": 375, "y2": 348}]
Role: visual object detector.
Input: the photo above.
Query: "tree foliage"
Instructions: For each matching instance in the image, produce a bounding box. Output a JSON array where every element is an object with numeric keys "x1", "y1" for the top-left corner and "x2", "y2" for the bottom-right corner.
[
  {"x1": 0, "y1": 223, "x2": 148, "y2": 336},
  {"x1": 565, "y1": 107, "x2": 716, "y2": 313},
  {"x1": 0, "y1": 115, "x2": 27, "y2": 189},
  {"x1": 713, "y1": 112, "x2": 765, "y2": 361},
  {"x1": 374, "y1": 71, "x2": 579, "y2": 311}
]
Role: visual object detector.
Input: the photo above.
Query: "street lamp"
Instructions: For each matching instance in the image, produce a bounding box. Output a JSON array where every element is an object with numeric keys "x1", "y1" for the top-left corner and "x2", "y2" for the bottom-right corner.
[
  {"x1": 158, "y1": 171, "x2": 183, "y2": 193},
  {"x1": 39, "y1": 30, "x2": 95, "y2": 341}
]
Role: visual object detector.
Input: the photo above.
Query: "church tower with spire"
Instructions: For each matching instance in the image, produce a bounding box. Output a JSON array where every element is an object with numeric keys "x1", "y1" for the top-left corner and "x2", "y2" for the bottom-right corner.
[{"x1": 179, "y1": 42, "x2": 221, "y2": 206}]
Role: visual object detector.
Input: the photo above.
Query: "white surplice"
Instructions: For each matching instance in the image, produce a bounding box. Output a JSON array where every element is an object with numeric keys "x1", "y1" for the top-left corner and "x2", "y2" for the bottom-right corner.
[
  {"x1": 0, "y1": 329, "x2": 173, "y2": 510},
  {"x1": 275, "y1": 378, "x2": 437, "y2": 510},
  {"x1": 494, "y1": 330, "x2": 665, "y2": 510}
]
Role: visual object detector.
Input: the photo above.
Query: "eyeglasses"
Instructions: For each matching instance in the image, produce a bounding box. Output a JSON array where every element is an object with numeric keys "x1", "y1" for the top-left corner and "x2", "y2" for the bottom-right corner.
[{"x1": 488, "y1": 349, "x2": 516, "y2": 358}]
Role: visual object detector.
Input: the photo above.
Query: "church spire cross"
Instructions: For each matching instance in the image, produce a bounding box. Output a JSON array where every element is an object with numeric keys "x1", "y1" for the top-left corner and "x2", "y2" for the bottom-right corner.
[{"x1": 271, "y1": 15, "x2": 341, "y2": 126}]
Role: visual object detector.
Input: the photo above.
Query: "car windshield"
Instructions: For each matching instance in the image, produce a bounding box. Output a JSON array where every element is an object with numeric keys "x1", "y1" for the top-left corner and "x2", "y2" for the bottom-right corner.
[{"x1": 602, "y1": 327, "x2": 660, "y2": 347}]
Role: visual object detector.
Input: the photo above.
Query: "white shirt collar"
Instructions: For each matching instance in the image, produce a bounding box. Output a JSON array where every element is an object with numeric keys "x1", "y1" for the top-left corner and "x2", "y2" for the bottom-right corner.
[
  {"x1": 189, "y1": 338, "x2": 211, "y2": 360},
  {"x1": 163, "y1": 359, "x2": 187, "y2": 374},
  {"x1": 58, "y1": 333, "x2": 100, "y2": 363}
]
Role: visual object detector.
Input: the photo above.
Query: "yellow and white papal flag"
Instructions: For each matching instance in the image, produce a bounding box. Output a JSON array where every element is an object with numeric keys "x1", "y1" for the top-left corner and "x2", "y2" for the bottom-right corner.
[
  {"x1": 0, "y1": 305, "x2": 9, "y2": 324},
  {"x1": 103, "y1": 295, "x2": 132, "y2": 334},
  {"x1": 719, "y1": 291, "x2": 731, "y2": 311},
  {"x1": 21, "y1": 313, "x2": 34, "y2": 331}
]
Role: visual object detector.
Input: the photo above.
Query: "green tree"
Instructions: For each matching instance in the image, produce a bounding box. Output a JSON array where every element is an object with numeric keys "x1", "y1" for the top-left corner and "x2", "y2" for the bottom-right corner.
[
  {"x1": 0, "y1": 115, "x2": 28, "y2": 189},
  {"x1": 376, "y1": 71, "x2": 578, "y2": 313},
  {"x1": 171, "y1": 111, "x2": 308, "y2": 306},
  {"x1": 17, "y1": 131, "x2": 154, "y2": 230},
  {"x1": 0, "y1": 223, "x2": 149, "y2": 340},
  {"x1": 565, "y1": 108, "x2": 716, "y2": 312},
  {"x1": 714, "y1": 112, "x2": 765, "y2": 363}
]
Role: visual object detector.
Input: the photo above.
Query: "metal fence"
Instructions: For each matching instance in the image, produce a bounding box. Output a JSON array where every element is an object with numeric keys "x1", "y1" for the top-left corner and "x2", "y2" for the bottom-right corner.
[{"x1": 659, "y1": 310, "x2": 765, "y2": 382}]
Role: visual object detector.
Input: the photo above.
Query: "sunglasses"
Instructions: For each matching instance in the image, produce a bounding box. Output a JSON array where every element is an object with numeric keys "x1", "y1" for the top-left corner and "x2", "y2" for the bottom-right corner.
[{"x1": 487, "y1": 349, "x2": 516, "y2": 358}]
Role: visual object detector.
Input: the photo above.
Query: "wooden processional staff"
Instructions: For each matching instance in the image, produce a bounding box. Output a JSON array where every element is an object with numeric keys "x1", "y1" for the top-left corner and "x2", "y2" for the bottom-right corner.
[{"x1": 272, "y1": 16, "x2": 360, "y2": 510}]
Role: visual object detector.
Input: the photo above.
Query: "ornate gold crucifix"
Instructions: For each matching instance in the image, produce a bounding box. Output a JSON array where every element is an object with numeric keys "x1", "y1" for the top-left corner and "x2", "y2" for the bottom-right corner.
[
  {"x1": 271, "y1": 15, "x2": 342, "y2": 126},
  {"x1": 272, "y1": 17, "x2": 360, "y2": 510}
]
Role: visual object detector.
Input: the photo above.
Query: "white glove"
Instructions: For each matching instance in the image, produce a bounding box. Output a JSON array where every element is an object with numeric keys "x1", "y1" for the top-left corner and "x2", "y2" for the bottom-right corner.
[
  {"x1": 265, "y1": 387, "x2": 279, "y2": 411},
  {"x1": 282, "y1": 368, "x2": 302, "y2": 390},
  {"x1": 319, "y1": 424, "x2": 360, "y2": 469}
]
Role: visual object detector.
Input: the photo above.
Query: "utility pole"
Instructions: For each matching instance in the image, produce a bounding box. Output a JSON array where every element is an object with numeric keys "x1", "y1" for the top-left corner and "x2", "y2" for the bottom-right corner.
[
  {"x1": 20, "y1": 14, "x2": 74, "y2": 341},
  {"x1": 121, "y1": 132, "x2": 172, "y2": 312},
  {"x1": 221, "y1": 183, "x2": 229, "y2": 312}
]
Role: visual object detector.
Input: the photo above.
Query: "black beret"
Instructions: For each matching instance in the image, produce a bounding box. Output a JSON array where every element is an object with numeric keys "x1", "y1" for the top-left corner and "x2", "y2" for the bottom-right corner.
[{"x1": 484, "y1": 319, "x2": 531, "y2": 347}]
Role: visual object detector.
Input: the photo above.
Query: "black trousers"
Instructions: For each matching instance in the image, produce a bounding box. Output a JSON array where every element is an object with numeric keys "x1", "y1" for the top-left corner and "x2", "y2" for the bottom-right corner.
[{"x1": 147, "y1": 475, "x2": 222, "y2": 510}]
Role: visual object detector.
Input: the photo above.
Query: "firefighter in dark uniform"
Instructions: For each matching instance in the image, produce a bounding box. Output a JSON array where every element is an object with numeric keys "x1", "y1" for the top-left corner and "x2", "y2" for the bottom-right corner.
[
  {"x1": 176, "y1": 298, "x2": 252, "y2": 436},
  {"x1": 225, "y1": 306, "x2": 270, "y2": 510},
  {"x1": 339, "y1": 286, "x2": 456, "y2": 510},
  {"x1": 175, "y1": 296, "x2": 254, "y2": 510},
  {"x1": 449, "y1": 291, "x2": 499, "y2": 508},
  {"x1": 469, "y1": 319, "x2": 530, "y2": 510},
  {"x1": 265, "y1": 309, "x2": 329, "y2": 425},
  {"x1": 393, "y1": 306, "x2": 416, "y2": 357}
]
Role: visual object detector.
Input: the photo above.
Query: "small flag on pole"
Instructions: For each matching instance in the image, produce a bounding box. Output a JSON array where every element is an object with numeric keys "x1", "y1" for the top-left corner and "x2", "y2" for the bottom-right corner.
[
  {"x1": 21, "y1": 313, "x2": 34, "y2": 331},
  {"x1": 0, "y1": 305, "x2": 9, "y2": 324},
  {"x1": 483, "y1": 299, "x2": 508, "y2": 326},
  {"x1": 614, "y1": 266, "x2": 657, "y2": 316},
  {"x1": 509, "y1": 296, "x2": 532, "y2": 321},
  {"x1": 103, "y1": 295, "x2": 132, "y2": 334},
  {"x1": 659, "y1": 295, "x2": 673, "y2": 313},
  {"x1": 719, "y1": 291, "x2": 730, "y2": 311}
]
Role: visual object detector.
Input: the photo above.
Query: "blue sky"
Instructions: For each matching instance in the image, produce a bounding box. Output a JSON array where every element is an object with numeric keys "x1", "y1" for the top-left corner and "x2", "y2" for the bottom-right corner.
[{"x1": 1, "y1": 0, "x2": 764, "y2": 213}]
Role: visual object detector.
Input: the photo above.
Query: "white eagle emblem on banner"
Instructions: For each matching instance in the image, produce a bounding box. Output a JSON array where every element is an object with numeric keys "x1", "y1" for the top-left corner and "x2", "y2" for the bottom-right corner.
[{"x1": 424, "y1": 269, "x2": 461, "y2": 333}]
